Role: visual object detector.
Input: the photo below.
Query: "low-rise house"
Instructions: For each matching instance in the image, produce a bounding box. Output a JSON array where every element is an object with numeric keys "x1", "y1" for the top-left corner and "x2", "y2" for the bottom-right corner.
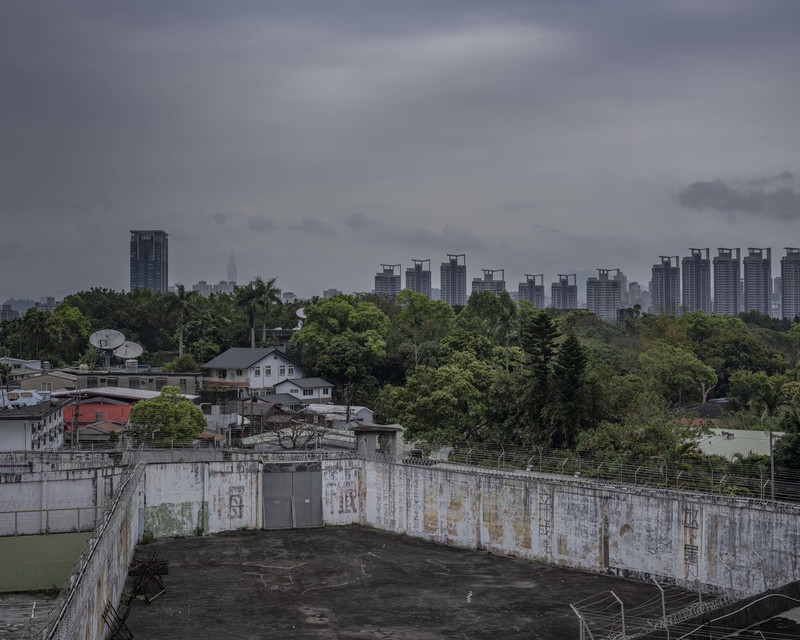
[
  {"x1": 60, "y1": 368, "x2": 203, "y2": 395},
  {"x1": 273, "y1": 377, "x2": 334, "y2": 402},
  {"x1": 19, "y1": 371, "x2": 77, "y2": 394},
  {"x1": 0, "y1": 390, "x2": 65, "y2": 451},
  {"x1": 299, "y1": 404, "x2": 374, "y2": 429},
  {"x1": 0, "y1": 357, "x2": 42, "y2": 382},
  {"x1": 202, "y1": 348, "x2": 303, "y2": 396}
]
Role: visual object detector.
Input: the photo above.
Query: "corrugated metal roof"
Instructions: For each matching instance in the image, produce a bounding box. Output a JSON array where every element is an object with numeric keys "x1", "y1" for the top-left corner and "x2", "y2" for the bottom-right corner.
[
  {"x1": 697, "y1": 428, "x2": 783, "y2": 460},
  {"x1": 53, "y1": 387, "x2": 198, "y2": 402}
]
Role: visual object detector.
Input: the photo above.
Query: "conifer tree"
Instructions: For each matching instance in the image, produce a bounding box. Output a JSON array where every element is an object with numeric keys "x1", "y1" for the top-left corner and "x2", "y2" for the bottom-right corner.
[
  {"x1": 518, "y1": 310, "x2": 559, "y2": 443},
  {"x1": 550, "y1": 332, "x2": 588, "y2": 448}
]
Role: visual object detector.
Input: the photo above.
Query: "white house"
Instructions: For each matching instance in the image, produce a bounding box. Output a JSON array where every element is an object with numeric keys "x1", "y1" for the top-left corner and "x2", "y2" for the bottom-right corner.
[
  {"x1": 273, "y1": 378, "x2": 334, "y2": 402},
  {"x1": 202, "y1": 348, "x2": 303, "y2": 396},
  {"x1": 0, "y1": 357, "x2": 42, "y2": 382},
  {"x1": 0, "y1": 390, "x2": 65, "y2": 451}
]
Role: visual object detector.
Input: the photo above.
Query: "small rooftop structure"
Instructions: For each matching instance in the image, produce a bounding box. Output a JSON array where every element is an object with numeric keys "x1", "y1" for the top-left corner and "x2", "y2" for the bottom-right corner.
[{"x1": 351, "y1": 421, "x2": 403, "y2": 457}]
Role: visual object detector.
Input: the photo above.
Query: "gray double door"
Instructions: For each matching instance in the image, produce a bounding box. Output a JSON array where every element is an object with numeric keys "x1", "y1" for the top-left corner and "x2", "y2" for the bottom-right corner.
[{"x1": 262, "y1": 466, "x2": 322, "y2": 529}]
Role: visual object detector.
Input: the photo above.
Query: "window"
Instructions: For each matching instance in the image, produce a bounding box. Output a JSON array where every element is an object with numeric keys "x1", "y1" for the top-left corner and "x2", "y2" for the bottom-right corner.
[
  {"x1": 279, "y1": 365, "x2": 286, "y2": 376},
  {"x1": 129, "y1": 378, "x2": 140, "y2": 390},
  {"x1": 288, "y1": 365, "x2": 294, "y2": 375},
  {"x1": 303, "y1": 389, "x2": 314, "y2": 396},
  {"x1": 201, "y1": 403, "x2": 212, "y2": 415},
  {"x1": 253, "y1": 367, "x2": 260, "y2": 376},
  {"x1": 41, "y1": 382, "x2": 52, "y2": 392},
  {"x1": 218, "y1": 370, "x2": 227, "y2": 379},
  {"x1": 236, "y1": 369, "x2": 243, "y2": 376},
  {"x1": 179, "y1": 378, "x2": 187, "y2": 391},
  {"x1": 155, "y1": 378, "x2": 167, "y2": 390},
  {"x1": 323, "y1": 388, "x2": 330, "y2": 396},
  {"x1": 106, "y1": 377, "x2": 118, "y2": 387},
  {"x1": 290, "y1": 388, "x2": 299, "y2": 394},
  {"x1": 87, "y1": 377, "x2": 98, "y2": 388},
  {"x1": 264, "y1": 366, "x2": 271, "y2": 376}
]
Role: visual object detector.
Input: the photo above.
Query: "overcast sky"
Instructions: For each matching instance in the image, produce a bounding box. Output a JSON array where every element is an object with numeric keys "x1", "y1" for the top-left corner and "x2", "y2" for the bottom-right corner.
[{"x1": 2, "y1": 0, "x2": 799, "y2": 301}]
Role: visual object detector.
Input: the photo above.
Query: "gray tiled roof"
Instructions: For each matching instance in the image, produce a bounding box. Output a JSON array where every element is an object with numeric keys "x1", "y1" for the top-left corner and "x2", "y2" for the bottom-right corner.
[
  {"x1": 202, "y1": 347, "x2": 301, "y2": 370},
  {"x1": 276, "y1": 377, "x2": 333, "y2": 389}
]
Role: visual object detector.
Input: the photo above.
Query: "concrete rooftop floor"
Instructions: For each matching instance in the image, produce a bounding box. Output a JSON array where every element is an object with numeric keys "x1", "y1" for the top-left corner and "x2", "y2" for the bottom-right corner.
[{"x1": 124, "y1": 526, "x2": 664, "y2": 640}]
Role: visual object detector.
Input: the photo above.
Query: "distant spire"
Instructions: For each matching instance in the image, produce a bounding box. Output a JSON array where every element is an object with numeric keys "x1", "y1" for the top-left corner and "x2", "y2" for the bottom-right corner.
[{"x1": 227, "y1": 250, "x2": 237, "y2": 284}]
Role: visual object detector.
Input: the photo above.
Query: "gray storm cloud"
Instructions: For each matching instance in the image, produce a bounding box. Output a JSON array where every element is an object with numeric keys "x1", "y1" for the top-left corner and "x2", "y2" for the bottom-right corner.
[{"x1": 676, "y1": 175, "x2": 800, "y2": 221}]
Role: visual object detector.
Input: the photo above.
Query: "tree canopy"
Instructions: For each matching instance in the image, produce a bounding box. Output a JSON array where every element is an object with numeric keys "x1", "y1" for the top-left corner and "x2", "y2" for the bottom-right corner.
[{"x1": 128, "y1": 386, "x2": 206, "y2": 443}]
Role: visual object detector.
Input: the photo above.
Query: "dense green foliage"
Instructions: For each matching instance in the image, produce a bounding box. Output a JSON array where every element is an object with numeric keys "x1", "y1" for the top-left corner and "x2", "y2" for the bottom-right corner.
[
  {"x1": 3, "y1": 283, "x2": 800, "y2": 466},
  {"x1": 128, "y1": 386, "x2": 206, "y2": 443}
]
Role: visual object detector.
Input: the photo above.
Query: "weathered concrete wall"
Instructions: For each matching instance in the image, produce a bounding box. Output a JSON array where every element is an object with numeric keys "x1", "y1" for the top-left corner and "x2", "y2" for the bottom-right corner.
[
  {"x1": 0, "y1": 461, "x2": 126, "y2": 535},
  {"x1": 322, "y1": 459, "x2": 361, "y2": 525},
  {"x1": 0, "y1": 532, "x2": 91, "y2": 592},
  {"x1": 357, "y1": 461, "x2": 800, "y2": 594},
  {"x1": 142, "y1": 461, "x2": 261, "y2": 537}
]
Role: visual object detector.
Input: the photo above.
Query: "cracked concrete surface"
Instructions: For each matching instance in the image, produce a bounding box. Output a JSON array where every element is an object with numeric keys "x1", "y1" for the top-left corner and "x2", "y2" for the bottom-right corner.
[{"x1": 123, "y1": 526, "x2": 663, "y2": 639}]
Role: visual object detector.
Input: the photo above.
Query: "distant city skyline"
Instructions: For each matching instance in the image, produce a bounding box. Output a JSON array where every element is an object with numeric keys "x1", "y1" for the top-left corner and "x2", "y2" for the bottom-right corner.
[{"x1": 2, "y1": 2, "x2": 799, "y2": 303}]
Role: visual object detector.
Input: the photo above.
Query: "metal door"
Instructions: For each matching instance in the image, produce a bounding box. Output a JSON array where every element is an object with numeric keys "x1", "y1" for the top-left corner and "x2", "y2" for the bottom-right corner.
[
  {"x1": 262, "y1": 469, "x2": 322, "y2": 529},
  {"x1": 262, "y1": 472, "x2": 293, "y2": 529},
  {"x1": 294, "y1": 470, "x2": 322, "y2": 527}
]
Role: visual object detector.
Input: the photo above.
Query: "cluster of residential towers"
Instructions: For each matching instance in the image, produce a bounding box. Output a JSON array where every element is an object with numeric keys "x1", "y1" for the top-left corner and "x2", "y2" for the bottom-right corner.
[{"x1": 375, "y1": 248, "x2": 800, "y2": 324}]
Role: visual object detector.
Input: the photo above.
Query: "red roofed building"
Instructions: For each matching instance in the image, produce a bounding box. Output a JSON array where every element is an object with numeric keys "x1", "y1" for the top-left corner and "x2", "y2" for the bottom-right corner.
[{"x1": 63, "y1": 402, "x2": 132, "y2": 430}]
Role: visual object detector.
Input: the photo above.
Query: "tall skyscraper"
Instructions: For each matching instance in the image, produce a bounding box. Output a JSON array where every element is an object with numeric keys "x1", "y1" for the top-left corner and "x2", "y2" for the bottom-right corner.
[
  {"x1": 651, "y1": 256, "x2": 680, "y2": 316},
  {"x1": 227, "y1": 251, "x2": 238, "y2": 285},
  {"x1": 628, "y1": 282, "x2": 643, "y2": 308},
  {"x1": 374, "y1": 264, "x2": 402, "y2": 298},
  {"x1": 586, "y1": 269, "x2": 622, "y2": 324},
  {"x1": 405, "y1": 259, "x2": 432, "y2": 298},
  {"x1": 551, "y1": 274, "x2": 578, "y2": 310},
  {"x1": 614, "y1": 270, "x2": 629, "y2": 307},
  {"x1": 743, "y1": 248, "x2": 772, "y2": 315},
  {"x1": 781, "y1": 248, "x2": 800, "y2": 320},
  {"x1": 681, "y1": 248, "x2": 711, "y2": 314},
  {"x1": 713, "y1": 248, "x2": 740, "y2": 316},
  {"x1": 518, "y1": 274, "x2": 545, "y2": 309},
  {"x1": 471, "y1": 269, "x2": 506, "y2": 295},
  {"x1": 440, "y1": 254, "x2": 467, "y2": 306},
  {"x1": 130, "y1": 230, "x2": 169, "y2": 293}
]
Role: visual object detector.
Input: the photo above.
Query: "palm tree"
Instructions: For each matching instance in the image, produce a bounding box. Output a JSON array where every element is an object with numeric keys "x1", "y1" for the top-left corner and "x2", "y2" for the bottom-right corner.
[
  {"x1": 253, "y1": 277, "x2": 283, "y2": 345},
  {"x1": 234, "y1": 283, "x2": 260, "y2": 348},
  {"x1": 163, "y1": 285, "x2": 199, "y2": 357},
  {"x1": 752, "y1": 380, "x2": 790, "y2": 501}
]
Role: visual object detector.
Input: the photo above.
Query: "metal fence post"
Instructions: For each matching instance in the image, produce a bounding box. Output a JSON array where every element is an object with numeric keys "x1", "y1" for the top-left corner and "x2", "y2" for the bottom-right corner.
[
  {"x1": 610, "y1": 591, "x2": 626, "y2": 639},
  {"x1": 651, "y1": 578, "x2": 669, "y2": 640}
]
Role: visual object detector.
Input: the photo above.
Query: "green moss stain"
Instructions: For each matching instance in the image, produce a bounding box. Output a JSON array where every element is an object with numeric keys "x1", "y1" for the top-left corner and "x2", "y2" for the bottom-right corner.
[{"x1": 145, "y1": 502, "x2": 207, "y2": 538}]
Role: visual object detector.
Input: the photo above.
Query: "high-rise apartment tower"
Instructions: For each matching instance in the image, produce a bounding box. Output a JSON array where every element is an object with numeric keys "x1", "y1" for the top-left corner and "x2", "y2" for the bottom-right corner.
[
  {"x1": 374, "y1": 264, "x2": 402, "y2": 298},
  {"x1": 586, "y1": 269, "x2": 622, "y2": 324},
  {"x1": 781, "y1": 248, "x2": 800, "y2": 320},
  {"x1": 682, "y1": 248, "x2": 711, "y2": 314},
  {"x1": 440, "y1": 254, "x2": 467, "y2": 306},
  {"x1": 651, "y1": 256, "x2": 680, "y2": 316},
  {"x1": 405, "y1": 259, "x2": 432, "y2": 299},
  {"x1": 518, "y1": 274, "x2": 545, "y2": 309},
  {"x1": 743, "y1": 248, "x2": 771, "y2": 315},
  {"x1": 713, "y1": 248, "x2": 740, "y2": 316},
  {"x1": 130, "y1": 230, "x2": 169, "y2": 293},
  {"x1": 551, "y1": 274, "x2": 578, "y2": 310},
  {"x1": 472, "y1": 269, "x2": 506, "y2": 295}
]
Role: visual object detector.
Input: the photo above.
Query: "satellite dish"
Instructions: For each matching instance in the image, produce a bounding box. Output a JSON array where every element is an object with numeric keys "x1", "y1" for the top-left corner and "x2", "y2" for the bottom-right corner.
[
  {"x1": 114, "y1": 341, "x2": 144, "y2": 359},
  {"x1": 89, "y1": 329, "x2": 125, "y2": 350},
  {"x1": 296, "y1": 307, "x2": 306, "y2": 319}
]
